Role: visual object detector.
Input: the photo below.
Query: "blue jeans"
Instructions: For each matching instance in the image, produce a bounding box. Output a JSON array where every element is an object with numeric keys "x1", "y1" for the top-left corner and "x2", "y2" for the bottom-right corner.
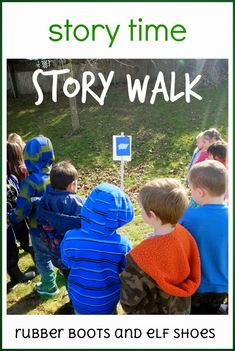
[{"x1": 30, "y1": 231, "x2": 56, "y2": 287}]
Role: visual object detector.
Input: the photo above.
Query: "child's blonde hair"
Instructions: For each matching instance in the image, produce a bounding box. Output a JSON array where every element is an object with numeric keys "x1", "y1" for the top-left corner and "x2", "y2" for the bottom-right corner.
[
  {"x1": 196, "y1": 132, "x2": 203, "y2": 141},
  {"x1": 201, "y1": 128, "x2": 223, "y2": 143},
  {"x1": 188, "y1": 160, "x2": 227, "y2": 196},
  {"x1": 8, "y1": 133, "x2": 26, "y2": 150},
  {"x1": 139, "y1": 178, "x2": 188, "y2": 225}
]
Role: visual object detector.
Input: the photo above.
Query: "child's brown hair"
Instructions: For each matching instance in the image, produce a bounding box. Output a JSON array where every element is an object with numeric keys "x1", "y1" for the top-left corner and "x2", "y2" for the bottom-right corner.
[
  {"x1": 188, "y1": 160, "x2": 227, "y2": 196},
  {"x1": 207, "y1": 142, "x2": 227, "y2": 163},
  {"x1": 50, "y1": 161, "x2": 78, "y2": 191},
  {"x1": 139, "y1": 178, "x2": 188, "y2": 225},
  {"x1": 7, "y1": 142, "x2": 25, "y2": 180}
]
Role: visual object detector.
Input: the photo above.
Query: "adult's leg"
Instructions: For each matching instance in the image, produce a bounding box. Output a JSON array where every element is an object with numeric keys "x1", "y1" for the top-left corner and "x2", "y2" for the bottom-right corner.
[
  {"x1": 15, "y1": 220, "x2": 37, "y2": 268},
  {"x1": 7, "y1": 227, "x2": 35, "y2": 284}
]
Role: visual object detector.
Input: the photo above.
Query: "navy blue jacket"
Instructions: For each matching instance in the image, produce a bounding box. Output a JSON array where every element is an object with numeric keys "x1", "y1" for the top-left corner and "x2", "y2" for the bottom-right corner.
[{"x1": 37, "y1": 185, "x2": 85, "y2": 269}]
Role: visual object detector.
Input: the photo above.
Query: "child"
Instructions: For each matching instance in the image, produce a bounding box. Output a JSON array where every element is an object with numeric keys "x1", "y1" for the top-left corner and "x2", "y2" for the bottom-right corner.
[
  {"x1": 187, "y1": 132, "x2": 204, "y2": 171},
  {"x1": 37, "y1": 161, "x2": 85, "y2": 272},
  {"x1": 120, "y1": 179, "x2": 200, "y2": 314},
  {"x1": 207, "y1": 142, "x2": 227, "y2": 167},
  {"x1": 7, "y1": 143, "x2": 35, "y2": 286},
  {"x1": 60, "y1": 183, "x2": 134, "y2": 314},
  {"x1": 8, "y1": 132, "x2": 26, "y2": 151},
  {"x1": 7, "y1": 142, "x2": 28, "y2": 182},
  {"x1": 193, "y1": 128, "x2": 223, "y2": 164},
  {"x1": 7, "y1": 160, "x2": 35, "y2": 287},
  {"x1": 187, "y1": 128, "x2": 223, "y2": 207},
  {"x1": 8, "y1": 136, "x2": 58, "y2": 296},
  {"x1": 188, "y1": 128, "x2": 222, "y2": 172},
  {"x1": 179, "y1": 160, "x2": 228, "y2": 314}
]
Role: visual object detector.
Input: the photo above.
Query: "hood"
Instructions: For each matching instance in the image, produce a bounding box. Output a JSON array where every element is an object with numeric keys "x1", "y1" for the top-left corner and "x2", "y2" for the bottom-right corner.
[
  {"x1": 81, "y1": 183, "x2": 134, "y2": 236},
  {"x1": 23, "y1": 136, "x2": 55, "y2": 174},
  {"x1": 130, "y1": 224, "x2": 201, "y2": 297}
]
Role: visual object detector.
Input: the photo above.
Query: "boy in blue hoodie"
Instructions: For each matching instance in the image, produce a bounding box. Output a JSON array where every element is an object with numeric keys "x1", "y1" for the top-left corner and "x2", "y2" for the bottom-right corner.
[
  {"x1": 179, "y1": 160, "x2": 228, "y2": 314},
  {"x1": 60, "y1": 183, "x2": 134, "y2": 314},
  {"x1": 37, "y1": 161, "x2": 85, "y2": 273},
  {"x1": 8, "y1": 136, "x2": 57, "y2": 296}
]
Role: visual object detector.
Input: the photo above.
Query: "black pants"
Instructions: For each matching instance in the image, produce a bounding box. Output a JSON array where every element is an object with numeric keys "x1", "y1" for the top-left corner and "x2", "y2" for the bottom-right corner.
[
  {"x1": 191, "y1": 292, "x2": 228, "y2": 314},
  {"x1": 7, "y1": 220, "x2": 34, "y2": 270}
]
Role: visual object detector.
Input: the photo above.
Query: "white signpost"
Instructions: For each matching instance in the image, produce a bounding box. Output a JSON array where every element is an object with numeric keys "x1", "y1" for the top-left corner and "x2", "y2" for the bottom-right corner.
[{"x1": 113, "y1": 132, "x2": 132, "y2": 190}]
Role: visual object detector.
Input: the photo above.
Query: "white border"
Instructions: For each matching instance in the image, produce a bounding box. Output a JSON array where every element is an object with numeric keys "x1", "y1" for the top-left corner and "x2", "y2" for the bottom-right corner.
[{"x1": 2, "y1": 2, "x2": 233, "y2": 59}]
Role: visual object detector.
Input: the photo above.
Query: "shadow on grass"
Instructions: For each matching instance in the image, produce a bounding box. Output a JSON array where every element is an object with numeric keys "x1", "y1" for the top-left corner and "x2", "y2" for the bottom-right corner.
[
  {"x1": 54, "y1": 301, "x2": 74, "y2": 315},
  {"x1": 7, "y1": 291, "x2": 42, "y2": 315}
]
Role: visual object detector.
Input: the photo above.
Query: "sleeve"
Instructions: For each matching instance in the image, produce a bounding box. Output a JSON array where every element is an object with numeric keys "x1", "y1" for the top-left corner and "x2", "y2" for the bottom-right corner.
[
  {"x1": 188, "y1": 149, "x2": 197, "y2": 170},
  {"x1": 8, "y1": 178, "x2": 35, "y2": 225},
  {"x1": 71, "y1": 196, "x2": 85, "y2": 216},
  {"x1": 118, "y1": 238, "x2": 132, "y2": 274},
  {"x1": 120, "y1": 254, "x2": 149, "y2": 314}
]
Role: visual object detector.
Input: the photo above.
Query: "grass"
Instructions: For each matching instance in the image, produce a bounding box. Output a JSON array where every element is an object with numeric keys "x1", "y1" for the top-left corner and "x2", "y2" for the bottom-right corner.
[{"x1": 7, "y1": 83, "x2": 228, "y2": 314}]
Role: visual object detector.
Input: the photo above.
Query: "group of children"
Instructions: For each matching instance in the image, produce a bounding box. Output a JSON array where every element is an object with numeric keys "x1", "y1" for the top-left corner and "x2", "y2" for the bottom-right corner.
[{"x1": 6, "y1": 128, "x2": 228, "y2": 315}]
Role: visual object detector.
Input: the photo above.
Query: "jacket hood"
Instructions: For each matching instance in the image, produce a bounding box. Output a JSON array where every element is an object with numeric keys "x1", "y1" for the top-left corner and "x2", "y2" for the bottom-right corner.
[
  {"x1": 23, "y1": 136, "x2": 55, "y2": 174},
  {"x1": 130, "y1": 224, "x2": 201, "y2": 297},
  {"x1": 81, "y1": 183, "x2": 134, "y2": 236}
]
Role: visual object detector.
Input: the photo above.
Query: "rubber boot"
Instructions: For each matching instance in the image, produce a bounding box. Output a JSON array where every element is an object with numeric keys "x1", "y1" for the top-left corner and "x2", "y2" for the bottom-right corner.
[
  {"x1": 34, "y1": 271, "x2": 59, "y2": 297},
  {"x1": 8, "y1": 265, "x2": 36, "y2": 285}
]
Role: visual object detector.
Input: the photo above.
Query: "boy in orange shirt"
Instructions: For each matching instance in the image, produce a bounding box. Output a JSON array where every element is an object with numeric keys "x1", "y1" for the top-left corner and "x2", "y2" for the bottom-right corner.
[{"x1": 120, "y1": 178, "x2": 201, "y2": 314}]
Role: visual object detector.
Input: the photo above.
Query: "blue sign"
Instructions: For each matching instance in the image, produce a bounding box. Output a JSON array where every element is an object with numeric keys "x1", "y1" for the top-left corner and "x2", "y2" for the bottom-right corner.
[
  {"x1": 116, "y1": 136, "x2": 131, "y2": 157},
  {"x1": 113, "y1": 135, "x2": 132, "y2": 161}
]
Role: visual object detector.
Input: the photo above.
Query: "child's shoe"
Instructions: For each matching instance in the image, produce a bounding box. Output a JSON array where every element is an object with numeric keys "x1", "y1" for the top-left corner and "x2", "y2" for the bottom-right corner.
[
  {"x1": 34, "y1": 282, "x2": 59, "y2": 296},
  {"x1": 219, "y1": 304, "x2": 228, "y2": 314},
  {"x1": 8, "y1": 265, "x2": 36, "y2": 285}
]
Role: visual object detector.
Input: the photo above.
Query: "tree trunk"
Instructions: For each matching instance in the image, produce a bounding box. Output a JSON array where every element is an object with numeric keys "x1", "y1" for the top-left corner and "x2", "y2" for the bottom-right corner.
[
  {"x1": 8, "y1": 62, "x2": 18, "y2": 98},
  {"x1": 69, "y1": 91, "x2": 80, "y2": 132}
]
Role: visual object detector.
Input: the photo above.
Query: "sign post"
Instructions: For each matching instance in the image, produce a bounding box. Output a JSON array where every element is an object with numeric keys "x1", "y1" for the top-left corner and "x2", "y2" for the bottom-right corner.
[{"x1": 113, "y1": 132, "x2": 132, "y2": 190}]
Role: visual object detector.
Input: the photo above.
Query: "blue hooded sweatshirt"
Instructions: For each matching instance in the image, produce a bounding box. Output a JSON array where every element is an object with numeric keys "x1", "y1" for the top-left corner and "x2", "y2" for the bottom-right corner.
[
  {"x1": 37, "y1": 185, "x2": 85, "y2": 269},
  {"x1": 61, "y1": 183, "x2": 134, "y2": 314},
  {"x1": 8, "y1": 136, "x2": 55, "y2": 235}
]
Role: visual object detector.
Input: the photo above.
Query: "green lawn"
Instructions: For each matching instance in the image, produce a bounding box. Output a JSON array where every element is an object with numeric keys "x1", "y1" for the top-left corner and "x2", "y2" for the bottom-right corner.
[{"x1": 7, "y1": 83, "x2": 228, "y2": 314}]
